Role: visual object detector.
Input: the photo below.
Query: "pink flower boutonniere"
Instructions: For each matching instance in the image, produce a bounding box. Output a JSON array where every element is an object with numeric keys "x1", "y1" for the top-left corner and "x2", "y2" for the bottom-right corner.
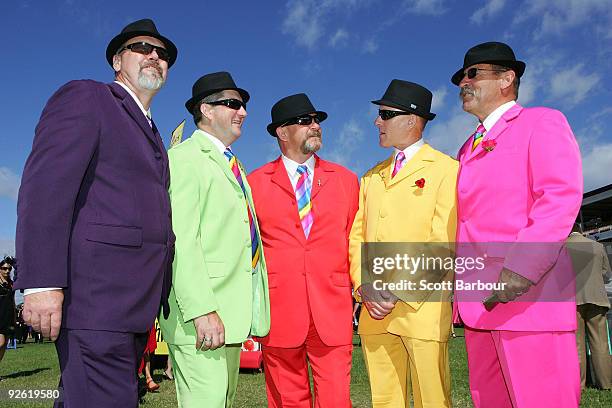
[
  {"x1": 415, "y1": 178, "x2": 426, "y2": 189},
  {"x1": 481, "y1": 140, "x2": 497, "y2": 152}
]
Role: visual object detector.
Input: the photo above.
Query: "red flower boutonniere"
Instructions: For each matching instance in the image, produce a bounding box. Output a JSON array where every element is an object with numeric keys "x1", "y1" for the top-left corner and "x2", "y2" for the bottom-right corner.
[
  {"x1": 481, "y1": 140, "x2": 497, "y2": 152},
  {"x1": 415, "y1": 178, "x2": 426, "y2": 188}
]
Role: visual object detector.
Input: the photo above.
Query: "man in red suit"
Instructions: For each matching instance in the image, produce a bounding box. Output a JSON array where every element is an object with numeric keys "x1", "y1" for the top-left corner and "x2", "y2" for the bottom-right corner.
[{"x1": 249, "y1": 93, "x2": 359, "y2": 407}]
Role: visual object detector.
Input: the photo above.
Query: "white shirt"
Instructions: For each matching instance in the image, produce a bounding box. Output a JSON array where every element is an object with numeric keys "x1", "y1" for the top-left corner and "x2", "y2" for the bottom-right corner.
[
  {"x1": 281, "y1": 154, "x2": 316, "y2": 191},
  {"x1": 392, "y1": 138, "x2": 425, "y2": 170},
  {"x1": 24, "y1": 81, "x2": 155, "y2": 296},
  {"x1": 481, "y1": 100, "x2": 516, "y2": 132},
  {"x1": 114, "y1": 81, "x2": 152, "y2": 127}
]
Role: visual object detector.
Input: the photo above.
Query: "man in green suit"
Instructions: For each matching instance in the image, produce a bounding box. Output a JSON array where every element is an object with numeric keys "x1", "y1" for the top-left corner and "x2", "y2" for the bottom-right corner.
[{"x1": 160, "y1": 72, "x2": 270, "y2": 407}]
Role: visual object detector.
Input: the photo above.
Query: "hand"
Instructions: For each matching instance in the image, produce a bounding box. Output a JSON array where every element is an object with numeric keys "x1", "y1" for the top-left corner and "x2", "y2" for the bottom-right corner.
[
  {"x1": 359, "y1": 284, "x2": 396, "y2": 320},
  {"x1": 23, "y1": 290, "x2": 63, "y2": 341},
  {"x1": 491, "y1": 268, "x2": 533, "y2": 303},
  {"x1": 193, "y1": 311, "x2": 225, "y2": 351}
]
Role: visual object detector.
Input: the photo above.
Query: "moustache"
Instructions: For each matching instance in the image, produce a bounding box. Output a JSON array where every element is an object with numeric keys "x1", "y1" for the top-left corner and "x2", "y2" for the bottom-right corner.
[
  {"x1": 141, "y1": 62, "x2": 162, "y2": 76},
  {"x1": 460, "y1": 86, "x2": 474, "y2": 98},
  {"x1": 308, "y1": 130, "x2": 322, "y2": 138}
]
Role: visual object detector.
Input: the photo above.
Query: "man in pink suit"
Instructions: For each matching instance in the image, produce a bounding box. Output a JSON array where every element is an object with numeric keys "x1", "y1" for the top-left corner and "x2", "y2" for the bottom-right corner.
[
  {"x1": 452, "y1": 42, "x2": 583, "y2": 407},
  {"x1": 248, "y1": 93, "x2": 359, "y2": 407}
]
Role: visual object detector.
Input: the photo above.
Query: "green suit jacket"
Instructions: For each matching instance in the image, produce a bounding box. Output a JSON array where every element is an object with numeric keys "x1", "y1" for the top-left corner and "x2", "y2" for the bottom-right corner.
[{"x1": 160, "y1": 129, "x2": 270, "y2": 345}]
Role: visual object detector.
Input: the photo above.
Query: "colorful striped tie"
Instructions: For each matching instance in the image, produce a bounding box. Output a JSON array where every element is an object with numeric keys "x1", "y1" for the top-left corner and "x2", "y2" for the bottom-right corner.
[
  {"x1": 471, "y1": 124, "x2": 486, "y2": 151},
  {"x1": 392, "y1": 151, "x2": 406, "y2": 178},
  {"x1": 224, "y1": 148, "x2": 260, "y2": 270},
  {"x1": 296, "y1": 165, "x2": 313, "y2": 238}
]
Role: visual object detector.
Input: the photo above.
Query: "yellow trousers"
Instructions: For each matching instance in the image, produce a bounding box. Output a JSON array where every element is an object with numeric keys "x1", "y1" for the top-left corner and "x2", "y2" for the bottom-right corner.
[{"x1": 361, "y1": 333, "x2": 451, "y2": 408}]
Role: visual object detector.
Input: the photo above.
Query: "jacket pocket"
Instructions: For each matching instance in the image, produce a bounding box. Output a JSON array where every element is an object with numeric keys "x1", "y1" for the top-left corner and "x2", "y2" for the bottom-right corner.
[
  {"x1": 85, "y1": 223, "x2": 143, "y2": 247},
  {"x1": 205, "y1": 261, "x2": 225, "y2": 278},
  {"x1": 332, "y1": 271, "x2": 351, "y2": 287}
]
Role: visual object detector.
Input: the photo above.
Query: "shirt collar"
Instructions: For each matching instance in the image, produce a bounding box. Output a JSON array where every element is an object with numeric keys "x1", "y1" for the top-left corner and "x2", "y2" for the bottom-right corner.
[
  {"x1": 393, "y1": 138, "x2": 424, "y2": 163},
  {"x1": 114, "y1": 81, "x2": 152, "y2": 124},
  {"x1": 196, "y1": 129, "x2": 230, "y2": 155},
  {"x1": 482, "y1": 100, "x2": 516, "y2": 132},
  {"x1": 281, "y1": 154, "x2": 316, "y2": 176}
]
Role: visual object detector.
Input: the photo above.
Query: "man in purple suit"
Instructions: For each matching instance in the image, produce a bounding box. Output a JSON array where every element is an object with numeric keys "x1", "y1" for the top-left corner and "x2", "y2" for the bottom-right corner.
[{"x1": 14, "y1": 19, "x2": 177, "y2": 407}]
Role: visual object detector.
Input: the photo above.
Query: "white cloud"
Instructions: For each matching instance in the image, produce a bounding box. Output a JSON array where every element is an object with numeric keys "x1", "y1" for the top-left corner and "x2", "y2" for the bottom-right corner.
[
  {"x1": 362, "y1": 38, "x2": 379, "y2": 54},
  {"x1": 471, "y1": 0, "x2": 507, "y2": 24},
  {"x1": 581, "y1": 143, "x2": 612, "y2": 191},
  {"x1": 513, "y1": 0, "x2": 612, "y2": 39},
  {"x1": 401, "y1": 0, "x2": 448, "y2": 16},
  {"x1": 0, "y1": 167, "x2": 20, "y2": 200},
  {"x1": 426, "y1": 106, "x2": 477, "y2": 158},
  {"x1": 431, "y1": 86, "x2": 448, "y2": 111},
  {"x1": 282, "y1": 1, "x2": 324, "y2": 49},
  {"x1": 325, "y1": 119, "x2": 366, "y2": 166},
  {"x1": 329, "y1": 28, "x2": 349, "y2": 48},
  {"x1": 0, "y1": 238, "x2": 15, "y2": 257},
  {"x1": 549, "y1": 64, "x2": 601, "y2": 107}
]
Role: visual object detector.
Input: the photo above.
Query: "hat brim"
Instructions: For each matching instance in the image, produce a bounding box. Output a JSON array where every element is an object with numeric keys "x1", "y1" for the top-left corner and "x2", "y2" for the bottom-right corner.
[
  {"x1": 371, "y1": 99, "x2": 436, "y2": 121},
  {"x1": 451, "y1": 60, "x2": 526, "y2": 85},
  {"x1": 185, "y1": 88, "x2": 251, "y2": 114},
  {"x1": 267, "y1": 111, "x2": 328, "y2": 137},
  {"x1": 106, "y1": 31, "x2": 178, "y2": 68}
]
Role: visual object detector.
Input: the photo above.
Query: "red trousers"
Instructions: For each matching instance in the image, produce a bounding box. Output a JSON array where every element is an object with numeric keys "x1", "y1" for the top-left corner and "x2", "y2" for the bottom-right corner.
[{"x1": 262, "y1": 315, "x2": 352, "y2": 407}]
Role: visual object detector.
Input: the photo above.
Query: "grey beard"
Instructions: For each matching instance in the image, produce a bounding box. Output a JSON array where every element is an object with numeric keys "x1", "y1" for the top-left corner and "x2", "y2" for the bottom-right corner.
[
  {"x1": 138, "y1": 71, "x2": 164, "y2": 90},
  {"x1": 301, "y1": 137, "x2": 321, "y2": 154}
]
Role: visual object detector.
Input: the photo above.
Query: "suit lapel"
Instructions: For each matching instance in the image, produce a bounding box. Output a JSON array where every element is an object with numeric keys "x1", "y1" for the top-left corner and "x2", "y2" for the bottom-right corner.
[
  {"x1": 387, "y1": 144, "x2": 435, "y2": 188},
  {"x1": 465, "y1": 104, "x2": 523, "y2": 162},
  {"x1": 109, "y1": 82, "x2": 160, "y2": 151},
  {"x1": 270, "y1": 157, "x2": 297, "y2": 197},
  {"x1": 191, "y1": 130, "x2": 241, "y2": 190},
  {"x1": 310, "y1": 155, "x2": 331, "y2": 200}
]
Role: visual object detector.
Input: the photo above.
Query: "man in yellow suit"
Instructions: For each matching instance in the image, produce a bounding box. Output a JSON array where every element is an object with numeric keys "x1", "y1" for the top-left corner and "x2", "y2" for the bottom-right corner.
[{"x1": 349, "y1": 79, "x2": 458, "y2": 407}]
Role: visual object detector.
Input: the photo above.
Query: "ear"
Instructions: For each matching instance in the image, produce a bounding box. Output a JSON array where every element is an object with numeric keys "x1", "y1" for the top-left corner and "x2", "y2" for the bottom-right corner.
[
  {"x1": 112, "y1": 55, "x2": 121, "y2": 73},
  {"x1": 500, "y1": 70, "x2": 515, "y2": 92},
  {"x1": 276, "y1": 126, "x2": 288, "y2": 141},
  {"x1": 200, "y1": 103, "x2": 213, "y2": 121}
]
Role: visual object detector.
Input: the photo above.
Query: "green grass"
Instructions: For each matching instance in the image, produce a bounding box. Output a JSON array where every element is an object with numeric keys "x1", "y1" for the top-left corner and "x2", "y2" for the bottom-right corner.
[{"x1": 0, "y1": 331, "x2": 610, "y2": 407}]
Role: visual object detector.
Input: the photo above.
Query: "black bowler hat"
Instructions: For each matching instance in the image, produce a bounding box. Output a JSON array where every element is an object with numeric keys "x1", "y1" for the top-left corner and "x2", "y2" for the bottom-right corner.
[
  {"x1": 267, "y1": 93, "x2": 328, "y2": 137},
  {"x1": 185, "y1": 72, "x2": 250, "y2": 114},
  {"x1": 106, "y1": 18, "x2": 178, "y2": 68},
  {"x1": 451, "y1": 41, "x2": 525, "y2": 85},
  {"x1": 372, "y1": 80, "x2": 436, "y2": 121}
]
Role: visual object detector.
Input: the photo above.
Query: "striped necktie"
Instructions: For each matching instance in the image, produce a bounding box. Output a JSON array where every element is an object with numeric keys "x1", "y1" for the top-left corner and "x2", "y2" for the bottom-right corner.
[
  {"x1": 471, "y1": 124, "x2": 486, "y2": 151},
  {"x1": 392, "y1": 151, "x2": 406, "y2": 178},
  {"x1": 296, "y1": 165, "x2": 314, "y2": 238},
  {"x1": 223, "y1": 148, "x2": 261, "y2": 269}
]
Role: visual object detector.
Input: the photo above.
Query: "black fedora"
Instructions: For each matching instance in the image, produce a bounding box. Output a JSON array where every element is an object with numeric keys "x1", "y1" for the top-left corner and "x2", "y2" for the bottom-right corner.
[
  {"x1": 185, "y1": 72, "x2": 250, "y2": 114},
  {"x1": 451, "y1": 41, "x2": 525, "y2": 85},
  {"x1": 106, "y1": 19, "x2": 177, "y2": 68},
  {"x1": 372, "y1": 80, "x2": 436, "y2": 121},
  {"x1": 267, "y1": 93, "x2": 328, "y2": 137}
]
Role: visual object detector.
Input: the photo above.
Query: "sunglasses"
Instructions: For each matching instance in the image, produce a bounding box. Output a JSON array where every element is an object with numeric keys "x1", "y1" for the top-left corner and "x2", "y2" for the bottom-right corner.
[
  {"x1": 281, "y1": 115, "x2": 321, "y2": 127},
  {"x1": 378, "y1": 110, "x2": 412, "y2": 121},
  {"x1": 461, "y1": 67, "x2": 508, "y2": 81},
  {"x1": 0, "y1": 266, "x2": 11, "y2": 272},
  {"x1": 206, "y1": 98, "x2": 247, "y2": 111},
  {"x1": 117, "y1": 42, "x2": 170, "y2": 62}
]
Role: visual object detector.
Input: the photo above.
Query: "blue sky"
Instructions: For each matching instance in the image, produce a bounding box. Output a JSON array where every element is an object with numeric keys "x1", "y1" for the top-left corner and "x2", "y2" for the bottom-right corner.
[{"x1": 2, "y1": 0, "x2": 612, "y2": 262}]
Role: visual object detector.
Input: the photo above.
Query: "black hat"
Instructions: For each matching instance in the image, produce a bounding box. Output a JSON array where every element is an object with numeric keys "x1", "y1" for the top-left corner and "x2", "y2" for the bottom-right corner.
[
  {"x1": 185, "y1": 72, "x2": 250, "y2": 114},
  {"x1": 372, "y1": 80, "x2": 436, "y2": 121},
  {"x1": 451, "y1": 41, "x2": 525, "y2": 85},
  {"x1": 106, "y1": 18, "x2": 178, "y2": 68},
  {"x1": 267, "y1": 93, "x2": 328, "y2": 137}
]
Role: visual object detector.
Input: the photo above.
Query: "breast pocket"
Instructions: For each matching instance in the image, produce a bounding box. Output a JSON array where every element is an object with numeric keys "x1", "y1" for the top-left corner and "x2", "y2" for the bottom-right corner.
[{"x1": 85, "y1": 223, "x2": 143, "y2": 247}]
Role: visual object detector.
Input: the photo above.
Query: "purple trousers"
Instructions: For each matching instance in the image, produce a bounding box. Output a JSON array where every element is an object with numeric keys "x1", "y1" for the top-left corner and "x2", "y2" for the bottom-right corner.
[{"x1": 54, "y1": 329, "x2": 148, "y2": 408}]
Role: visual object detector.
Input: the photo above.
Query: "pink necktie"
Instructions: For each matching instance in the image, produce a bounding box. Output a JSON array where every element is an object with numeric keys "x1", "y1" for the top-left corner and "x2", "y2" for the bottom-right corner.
[{"x1": 392, "y1": 151, "x2": 406, "y2": 178}]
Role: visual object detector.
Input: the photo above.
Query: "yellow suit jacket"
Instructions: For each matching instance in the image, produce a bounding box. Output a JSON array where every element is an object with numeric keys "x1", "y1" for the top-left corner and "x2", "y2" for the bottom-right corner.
[{"x1": 349, "y1": 143, "x2": 458, "y2": 341}]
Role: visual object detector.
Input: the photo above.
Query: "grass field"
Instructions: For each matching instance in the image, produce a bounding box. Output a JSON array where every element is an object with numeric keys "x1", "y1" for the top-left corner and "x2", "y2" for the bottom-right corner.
[{"x1": 0, "y1": 330, "x2": 610, "y2": 407}]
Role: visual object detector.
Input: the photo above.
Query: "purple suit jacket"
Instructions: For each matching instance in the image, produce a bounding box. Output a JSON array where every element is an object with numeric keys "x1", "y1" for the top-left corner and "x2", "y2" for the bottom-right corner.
[{"x1": 14, "y1": 80, "x2": 175, "y2": 333}]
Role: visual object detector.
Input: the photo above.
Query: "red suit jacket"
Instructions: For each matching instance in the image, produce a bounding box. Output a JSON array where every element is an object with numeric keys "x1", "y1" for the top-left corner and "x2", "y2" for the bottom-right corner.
[{"x1": 248, "y1": 155, "x2": 359, "y2": 347}]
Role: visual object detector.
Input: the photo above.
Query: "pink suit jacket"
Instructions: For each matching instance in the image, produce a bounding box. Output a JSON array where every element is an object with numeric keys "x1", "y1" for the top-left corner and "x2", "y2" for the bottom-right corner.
[
  {"x1": 248, "y1": 156, "x2": 359, "y2": 347},
  {"x1": 455, "y1": 104, "x2": 583, "y2": 332}
]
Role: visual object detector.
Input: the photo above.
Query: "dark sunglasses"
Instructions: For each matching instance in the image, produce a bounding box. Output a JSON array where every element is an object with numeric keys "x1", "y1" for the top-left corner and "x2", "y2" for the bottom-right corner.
[
  {"x1": 117, "y1": 42, "x2": 170, "y2": 62},
  {"x1": 206, "y1": 98, "x2": 247, "y2": 111},
  {"x1": 0, "y1": 266, "x2": 11, "y2": 271},
  {"x1": 462, "y1": 67, "x2": 508, "y2": 80},
  {"x1": 281, "y1": 115, "x2": 321, "y2": 127},
  {"x1": 378, "y1": 110, "x2": 412, "y2": 121}
]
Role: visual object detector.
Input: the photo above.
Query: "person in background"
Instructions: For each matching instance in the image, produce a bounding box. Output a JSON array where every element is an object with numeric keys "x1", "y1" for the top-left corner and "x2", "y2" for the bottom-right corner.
[{"x1": 0, "y1": 256, "x2": 16, "y2": 371}]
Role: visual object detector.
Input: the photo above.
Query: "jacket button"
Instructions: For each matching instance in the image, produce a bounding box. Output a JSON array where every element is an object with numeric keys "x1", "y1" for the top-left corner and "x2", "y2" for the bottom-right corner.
[
  {"x1": 295, "y1": 223, "x2": 300, "y2": 228},
  {"x1": 292, "y1": 200, "x2": 296, "y2": 205},
  {"x1": 155, "y1": 152, "x2": 162, "y2": 160}
]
